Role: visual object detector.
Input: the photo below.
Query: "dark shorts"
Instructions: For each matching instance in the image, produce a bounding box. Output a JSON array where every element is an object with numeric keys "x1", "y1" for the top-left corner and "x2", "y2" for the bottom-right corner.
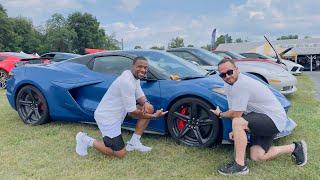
[
  {"x1": 242, "y1": 112, "x2": 280, "y2": 152},
  {"x1": 103, "y1": 134, "x2": 125, "y2": 151}
]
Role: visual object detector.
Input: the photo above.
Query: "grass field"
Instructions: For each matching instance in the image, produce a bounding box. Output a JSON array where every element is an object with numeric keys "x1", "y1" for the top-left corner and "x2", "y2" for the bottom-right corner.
[{"x1": 0, "y1": 74, "x2": 319, "y2": 179}]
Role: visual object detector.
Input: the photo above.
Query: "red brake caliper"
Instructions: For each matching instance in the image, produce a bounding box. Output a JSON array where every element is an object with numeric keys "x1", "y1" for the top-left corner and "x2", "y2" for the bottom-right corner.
[{"x1": 177, "y1": 106, "x2": 187, "y2": 131}]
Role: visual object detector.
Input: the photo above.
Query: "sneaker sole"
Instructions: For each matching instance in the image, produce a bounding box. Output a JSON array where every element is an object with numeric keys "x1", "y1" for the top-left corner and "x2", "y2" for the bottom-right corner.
[
  {"x1": 298, "y1": 140, "x2": 307, "y2": 167},
  {"x1": 76, "y1": 133, "x2": 88, "y2": 156},
  {"x1": 218, "y1": 168, "x2": 249, "y2": 176}
]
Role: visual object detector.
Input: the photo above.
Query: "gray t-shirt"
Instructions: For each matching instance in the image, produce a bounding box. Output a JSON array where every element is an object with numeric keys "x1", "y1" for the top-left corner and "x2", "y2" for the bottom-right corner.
[{"x1": 224, "y1": 73, "x2": 288, "y2": 132}]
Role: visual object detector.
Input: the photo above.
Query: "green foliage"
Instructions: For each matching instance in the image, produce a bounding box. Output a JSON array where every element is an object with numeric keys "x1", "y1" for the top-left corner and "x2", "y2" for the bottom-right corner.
[
  {"x1": 168, "y1": 37, "x2": 184, "y2": 49},
  {"x1": 0, "y1": 5, "x2": 120, "y2": 54},
  {"x1": 235, "y1": 38, "x2": 243, "y2": 43},
  {"x1": 187, "y1": 44, "x2": 194, "y2": 47},
  {"x1": 134, "y1": 45, "x2": 142, "y2": 49},
  {"x1": 277, "y1": 35, "x2": 299, "y2": 40},
  {"x1": 201, "y1": 44, "x2": 211, "y2": 51}
]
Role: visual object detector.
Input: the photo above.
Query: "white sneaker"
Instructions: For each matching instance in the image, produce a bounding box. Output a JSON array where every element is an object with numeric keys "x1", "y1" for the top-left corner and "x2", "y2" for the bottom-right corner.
[
  {"x1": 126, "y1": 141, "x2": 152, "y2": 152},
  {"x1": 76, "y1": 132, "x2": 90, "y2": 156}
]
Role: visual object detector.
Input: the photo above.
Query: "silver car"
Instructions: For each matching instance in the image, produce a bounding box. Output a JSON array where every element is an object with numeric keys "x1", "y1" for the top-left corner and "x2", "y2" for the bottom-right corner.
[{"x1": 167, "y1": 48, "x2": 297, "y2": 95}]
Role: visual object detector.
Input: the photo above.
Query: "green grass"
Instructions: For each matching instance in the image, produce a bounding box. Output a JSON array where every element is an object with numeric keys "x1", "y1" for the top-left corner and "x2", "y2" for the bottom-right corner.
[{"x1": 0, "y1": 74, "x2": 319, "y2": 179}]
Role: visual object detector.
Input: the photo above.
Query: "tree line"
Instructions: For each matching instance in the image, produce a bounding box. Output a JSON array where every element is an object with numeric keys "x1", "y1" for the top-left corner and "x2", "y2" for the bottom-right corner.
[{"x1": 0, "y1": 4, "x2": 120, "y2": 55}]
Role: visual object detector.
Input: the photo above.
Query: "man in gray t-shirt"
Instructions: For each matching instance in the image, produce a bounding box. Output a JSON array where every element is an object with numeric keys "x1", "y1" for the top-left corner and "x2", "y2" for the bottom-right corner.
[
  {"x1": 211, "y1": 58, "x2": 307, "y2": 176},
  {"x1": 75, "y1": 56, "x2": 167, "y2": 158}
]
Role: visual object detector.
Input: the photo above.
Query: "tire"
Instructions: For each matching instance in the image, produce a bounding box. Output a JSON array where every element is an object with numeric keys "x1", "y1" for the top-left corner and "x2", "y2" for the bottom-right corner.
[
  {"x1": 16, "y1": 85, "x2": 50, "y2": 125},
  {"x1": 167, "y1": 97, "x2": 220, "y2": 147},
  {"x1": 0, "y1": 70, "x2": 8, "y2": 89}
]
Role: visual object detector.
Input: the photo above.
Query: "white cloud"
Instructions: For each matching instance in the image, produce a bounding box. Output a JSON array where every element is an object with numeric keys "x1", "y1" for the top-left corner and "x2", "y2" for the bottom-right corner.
[
  {"x1": 117, "y1": 0, "x2": 141, "y2": 13},
  {"x1": 249, "y1": 11, "x2": 264, "y2": 20}
]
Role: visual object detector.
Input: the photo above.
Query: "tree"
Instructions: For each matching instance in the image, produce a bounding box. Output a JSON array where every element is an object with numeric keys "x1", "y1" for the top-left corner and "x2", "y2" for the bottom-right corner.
[
  {"x1": 168, "y1": 37, "x2": 184, "y2": 49},
  {"x1": 235, "y1": 38, "x2": 243, "y2": 43},
  {"x1": 277, "y1": 35, "x2": 298, "y2": 40},
  {"x1": 11, "y1": 16, "x2": 43, "y2": 53},
  {"x1": 134, "y1": 45, "x2": 142, "y2": 49},
  {"x1": 0, "y1": 4, "x2": 20, "y2": 51},
  {"x1": 105, "y1": 33, "x2": 120, "y2": 50},
  {"x1": 67, "y1": 12, "x2": 108, "y2": 54},
  {"x1": 201, "y1": 44, "x2": 211, "y2": 51},
  {"x1": 187, "y1": 44, "x2": 194, "y2": 47},
  {"x1": 214, "y1": 34, "x2": 232, "y2": 48},
  {"x1": 150, "y1": 46, "x2": 165, "y2": 50}
]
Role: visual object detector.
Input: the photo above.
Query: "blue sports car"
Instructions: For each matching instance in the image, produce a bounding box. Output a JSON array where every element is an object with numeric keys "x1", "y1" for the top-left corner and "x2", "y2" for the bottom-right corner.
[{"x1": 6, "y1": 50, "x2": 295, "y2": 147}]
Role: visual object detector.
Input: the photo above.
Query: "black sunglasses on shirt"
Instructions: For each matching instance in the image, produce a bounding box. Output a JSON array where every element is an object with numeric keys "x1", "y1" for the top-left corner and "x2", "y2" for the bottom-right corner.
[{"x1": 219, "y1": 69, "x2": 234, "y2": 78}]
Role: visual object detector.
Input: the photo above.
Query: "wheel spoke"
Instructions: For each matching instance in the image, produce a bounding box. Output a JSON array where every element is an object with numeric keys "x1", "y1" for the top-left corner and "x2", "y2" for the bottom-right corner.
[
  {"x1": 19, "y1": 100, "x2": 33, "y2": 107},
  {"x1": 178, "y1": 126, "x2": 191, "y2": 138},
  {"x1": 191, "y1": 103, "x2": 198, "y2": 119},
  {"x1": 173, "y1": 112, "x2": 190, "y2": 122},
  {"x1": 34, "y1": 108, "x2": 41, "y2": 119},
  {"x1": 193, "y1": 127, "x2": 205, "y2": 145},
  {"x1": 26, "y1": 109, "x2": 34, "y2": 120},
  {"x1": 199, "y1": 118, "x2": 214, "y2": 126},
  {"x1": 27, "y1": 89, "x2": 36, "y2": 102}
]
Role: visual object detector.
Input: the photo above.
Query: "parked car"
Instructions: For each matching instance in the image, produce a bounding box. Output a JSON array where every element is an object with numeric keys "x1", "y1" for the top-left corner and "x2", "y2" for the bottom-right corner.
[
  {"x1": 168, "y1": 48, "x2": 297, "y2": 95},
  {"x1": 40, "y1": 52, "x2": 81, "y2": 63},
  {"x1": 6, "y1": 50, "x2": 295, "y2": 147},
  {"x1": 240, "y1": 52, "x2": 304, "y2": 75},
  {"x1": 0, "y1": 52, "x2": 43, "y2": 89}
]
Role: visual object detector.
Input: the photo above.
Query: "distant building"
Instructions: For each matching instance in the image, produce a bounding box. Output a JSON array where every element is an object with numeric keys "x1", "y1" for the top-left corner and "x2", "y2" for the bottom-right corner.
[{"x1": 217, "y1": 38, "x2": 320, "y2": 71}]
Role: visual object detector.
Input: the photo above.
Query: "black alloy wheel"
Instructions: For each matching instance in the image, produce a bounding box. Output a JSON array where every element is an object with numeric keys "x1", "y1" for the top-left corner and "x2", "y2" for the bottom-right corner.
[
  {"x1": 0, "y1": 70, "x2": 8, "y2": 89},
  {"x1": 16, "y1": 85, "x2": 50, "y2": 125},
  {"x1": 167, "y1": 97, "x2": 220, "y2": 147}
]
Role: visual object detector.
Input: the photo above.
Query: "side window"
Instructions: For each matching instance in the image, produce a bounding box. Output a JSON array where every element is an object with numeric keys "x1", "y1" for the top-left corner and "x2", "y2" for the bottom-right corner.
[
  {"x1": 41, "y1": 54, "x2": 55, "y2": 60},
  {"x1": 170, "y1": 51, "x2": 206, "y2": 65},
  {"x1": 0, "y1": 56, "x2": 7, "y2": 61},
  {"x1": 53, "y1": 54, "x2": 65, "y2": 62},
  {"x1": 93, "y1": 56, "x2": 132, "y2": 76}
]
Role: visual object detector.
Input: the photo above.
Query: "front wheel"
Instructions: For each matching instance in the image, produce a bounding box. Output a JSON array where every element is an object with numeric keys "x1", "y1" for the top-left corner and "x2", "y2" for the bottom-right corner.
[
  {"x1": 16, "y1": 85, "x2": 50, "y2": 125},
  {"x1": 167, "y1": 97, "x2": 220, "y2": 147}
]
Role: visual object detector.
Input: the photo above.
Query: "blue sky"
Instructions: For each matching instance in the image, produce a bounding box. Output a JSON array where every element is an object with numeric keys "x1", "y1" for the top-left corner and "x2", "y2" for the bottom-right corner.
[{"x1": 1, "y1": 0, "x2": 319, "y2": 49}]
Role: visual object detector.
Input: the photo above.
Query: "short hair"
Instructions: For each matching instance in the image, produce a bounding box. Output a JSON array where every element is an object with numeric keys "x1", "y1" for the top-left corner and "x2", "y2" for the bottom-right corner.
[
  {"x1": 218, "y1": 58, "x2": 236, "y2": 67},
  {"x1": 133, "y1": 56, "x2": 148, "y2": 65}
]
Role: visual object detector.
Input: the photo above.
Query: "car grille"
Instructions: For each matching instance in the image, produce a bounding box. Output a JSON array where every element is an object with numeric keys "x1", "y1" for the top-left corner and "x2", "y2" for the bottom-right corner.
[
  {"x1": 291, "y1": 66, "x2": 298, "y2": 72},
  {"x1": 282, "y1": 86, "x2": 293, "y2": 91}
]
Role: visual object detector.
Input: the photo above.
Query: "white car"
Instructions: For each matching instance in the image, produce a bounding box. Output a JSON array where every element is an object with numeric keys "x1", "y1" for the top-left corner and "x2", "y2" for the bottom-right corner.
[
  {"x1": 240, "y1": 52, "x2": 304, "y2": 75},
  {"x1": 167, "y1": 48, "x2": 297, "y2": 95}
]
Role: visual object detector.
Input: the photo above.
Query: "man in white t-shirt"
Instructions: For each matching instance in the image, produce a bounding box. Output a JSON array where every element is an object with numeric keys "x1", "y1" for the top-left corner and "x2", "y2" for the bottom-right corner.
[
  {"x1": 75, "y1": 56, "x2": 167, "y2": 158},
  {"x1": 211, "y1": 58, "x2": 307, "y2": 175}
]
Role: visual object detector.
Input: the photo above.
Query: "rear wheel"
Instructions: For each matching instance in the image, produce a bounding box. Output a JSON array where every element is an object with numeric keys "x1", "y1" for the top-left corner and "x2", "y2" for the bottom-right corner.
[
  {"x1": 167, "y1": 97, "x2": 220, "y2": 147},
  {"x1": 16, "y1": 85, "x2": 50, "y2": 125},
  {"x1": 0, "y1": 70, "x2": 8, "y2": 89}
]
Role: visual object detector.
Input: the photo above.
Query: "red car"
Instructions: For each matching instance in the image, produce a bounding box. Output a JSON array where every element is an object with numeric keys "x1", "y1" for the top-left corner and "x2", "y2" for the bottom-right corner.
[{"x1": 0, "y1": 52, "x2": 41, "y2": 89}]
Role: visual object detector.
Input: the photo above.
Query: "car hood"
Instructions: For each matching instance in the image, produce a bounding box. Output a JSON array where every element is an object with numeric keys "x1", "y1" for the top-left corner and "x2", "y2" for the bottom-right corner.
[{"x1": 236, "y1": 60, "x2": 289, "y2": 75}]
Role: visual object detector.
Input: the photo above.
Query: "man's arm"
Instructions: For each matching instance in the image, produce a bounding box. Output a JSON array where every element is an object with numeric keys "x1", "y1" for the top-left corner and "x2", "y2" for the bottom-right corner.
[
  {"x1": 210, "y1": 106, "x2": 243, "y2": 119},
  {"x1": 129, "y1": 108, "x2": 167, "y2": 119}
]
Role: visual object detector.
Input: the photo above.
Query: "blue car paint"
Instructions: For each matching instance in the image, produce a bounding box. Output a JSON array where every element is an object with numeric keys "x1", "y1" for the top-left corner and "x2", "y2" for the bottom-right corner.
[{"x1": 6, "y1": 54, "x2": 294, "y2": 143}]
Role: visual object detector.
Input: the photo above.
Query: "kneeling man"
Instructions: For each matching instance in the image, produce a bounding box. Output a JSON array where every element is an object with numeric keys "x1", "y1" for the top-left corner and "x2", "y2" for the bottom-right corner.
[{"x1": 76, "y1": 56, "x2": 167, "y2": 158}]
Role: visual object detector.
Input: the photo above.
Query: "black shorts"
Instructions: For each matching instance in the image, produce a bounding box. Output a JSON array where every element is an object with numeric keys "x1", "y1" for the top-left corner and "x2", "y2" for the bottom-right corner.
[
  {"x1": 103, "y1": 134, "x2": 125, "y2": 151},
  {"x1": 242, "y1": 112, "x2": 280, "y2": 152}
]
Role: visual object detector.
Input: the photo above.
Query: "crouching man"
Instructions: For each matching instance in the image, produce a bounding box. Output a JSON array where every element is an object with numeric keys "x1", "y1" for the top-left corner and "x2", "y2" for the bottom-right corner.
[
  {"x1": 76, "y1": 56, "x2": 167, "y2": 158},
  {"x1": 211, "y1": 58, "x2": 307, "y2": 175}
]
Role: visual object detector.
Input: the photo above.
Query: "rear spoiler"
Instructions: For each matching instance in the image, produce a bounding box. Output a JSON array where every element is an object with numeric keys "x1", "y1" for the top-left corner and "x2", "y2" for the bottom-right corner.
[{"x1": 15, "y1": 58, "x2": 47, "y2": 67}]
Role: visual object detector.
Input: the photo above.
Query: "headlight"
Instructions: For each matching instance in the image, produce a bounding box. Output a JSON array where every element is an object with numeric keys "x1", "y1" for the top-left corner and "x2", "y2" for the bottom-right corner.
[{"x1": 212, "y1": 87, "x2": 225, "y2": 95}]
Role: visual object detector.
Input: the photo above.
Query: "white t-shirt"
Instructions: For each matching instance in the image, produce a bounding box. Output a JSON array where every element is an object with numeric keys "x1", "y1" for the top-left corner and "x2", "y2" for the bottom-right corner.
[
  {"x1": 224, "y1": 73, "x2": 288, "y2": 132},
  {"x1": 94, "y1": 70, "x2": 145, "y2": 126}
]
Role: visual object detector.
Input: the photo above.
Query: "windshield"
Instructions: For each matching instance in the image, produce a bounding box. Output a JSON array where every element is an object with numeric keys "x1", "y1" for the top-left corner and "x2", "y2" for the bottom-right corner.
[
  {"x1": 133, "y1": 51, "x2": 207, "y2": 80},
  {"x1": 189, "y1": 48, "x2": 223, "y2": 65}
]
